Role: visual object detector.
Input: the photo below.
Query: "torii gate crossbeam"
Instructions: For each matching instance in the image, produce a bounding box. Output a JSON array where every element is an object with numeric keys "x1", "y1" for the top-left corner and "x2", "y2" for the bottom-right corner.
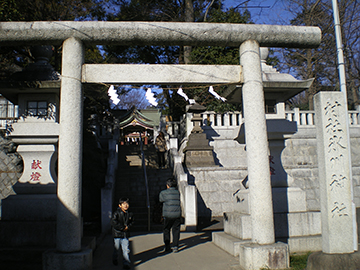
[
  {"x1": 82, "y1": 64, "x2": 242, "y2": 84},
  {"x1": 0, "y1": 21, "x2": 321, "y2": 48}
]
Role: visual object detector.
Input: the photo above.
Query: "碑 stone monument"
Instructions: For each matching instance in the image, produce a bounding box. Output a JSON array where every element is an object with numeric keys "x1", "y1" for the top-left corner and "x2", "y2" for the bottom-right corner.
[{"x1": 306, "y1": 91, "x2": 360, "y2": 270}]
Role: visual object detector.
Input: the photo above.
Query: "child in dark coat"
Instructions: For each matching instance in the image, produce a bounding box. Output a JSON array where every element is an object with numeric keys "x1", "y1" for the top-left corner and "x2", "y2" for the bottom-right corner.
[{"x1": 111, "y1": 198, "x2": 134, "y2": 269}]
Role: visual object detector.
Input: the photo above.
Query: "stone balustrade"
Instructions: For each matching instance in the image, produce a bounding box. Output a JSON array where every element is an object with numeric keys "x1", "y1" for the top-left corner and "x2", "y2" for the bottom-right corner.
[
  {"x1": 286, "y1": 108, "x2": 360, "y2": 126},
  {"x1": 2, "y1": 101, "x2": 358, "y2": 132},
  {"x1": 286, "y1": 108, "x2": 315, "y2": 125},
  {"x1": 202, "y1": 111, "x2": 243, "y2": 127},
  {"x1": 200, "y1": 109, "x2": 359, "y2": 129},
  {"x1": 0, "y1": 102, "x2": 18, "y2": 130},
  {"x1": 166, "y1": 108, "x2": 359, "y2": 141},
  {"x1": 168, "y1": 139, "x2": 197, "y2": 230}
]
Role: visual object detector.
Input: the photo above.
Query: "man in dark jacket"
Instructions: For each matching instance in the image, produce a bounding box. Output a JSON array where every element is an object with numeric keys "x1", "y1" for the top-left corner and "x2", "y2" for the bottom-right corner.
[
  {"x1": 111, "y1": 198, "x2": 134, "y2": 269},
  {"x1": 159, "y1": 178, "x2": 181, "y2": 252}
]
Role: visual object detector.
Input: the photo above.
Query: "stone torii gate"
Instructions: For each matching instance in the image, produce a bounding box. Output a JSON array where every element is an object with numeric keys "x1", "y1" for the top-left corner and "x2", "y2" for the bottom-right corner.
[{"x1": 0, "y1": 21, "x2": 321, "y2": 269}]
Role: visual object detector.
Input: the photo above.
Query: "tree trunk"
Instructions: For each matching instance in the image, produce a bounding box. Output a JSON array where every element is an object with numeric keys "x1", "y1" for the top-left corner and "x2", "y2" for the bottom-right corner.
[{"x1": 184, "y1": 0, "x2": 194, "y2": 64}]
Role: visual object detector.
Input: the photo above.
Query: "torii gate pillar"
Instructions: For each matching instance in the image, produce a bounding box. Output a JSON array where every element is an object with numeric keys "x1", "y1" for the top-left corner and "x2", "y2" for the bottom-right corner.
[
  {"x1": 43, "y1": 37, "x2": 92, "y2": 269},
  {"x1": 237, "y1": 40, "x2": 289, "y2": 269},
  {"x1": 241, "y1": 40, "x2": 275, "y2": 245}
]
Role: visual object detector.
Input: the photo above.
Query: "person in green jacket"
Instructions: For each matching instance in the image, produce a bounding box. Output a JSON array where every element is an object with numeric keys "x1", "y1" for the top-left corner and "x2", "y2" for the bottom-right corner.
[{"x1": 159, "y1": 178, "x2": 181, "y2": 253}]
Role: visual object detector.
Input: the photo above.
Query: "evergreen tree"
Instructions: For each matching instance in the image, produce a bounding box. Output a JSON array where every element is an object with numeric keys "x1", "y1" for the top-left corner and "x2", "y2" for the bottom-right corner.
[
  {"x1": 103, "y1": 0, "x2": 252, "y2": 117},
  {"x1": 0, "y1": 0, "x2": 107, "y2": 78}
]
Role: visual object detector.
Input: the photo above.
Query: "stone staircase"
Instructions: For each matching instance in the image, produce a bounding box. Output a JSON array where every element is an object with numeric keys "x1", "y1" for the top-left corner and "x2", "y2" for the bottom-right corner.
[{"x1": 114, "y1": 144, "x2": 172, "y2": 231}]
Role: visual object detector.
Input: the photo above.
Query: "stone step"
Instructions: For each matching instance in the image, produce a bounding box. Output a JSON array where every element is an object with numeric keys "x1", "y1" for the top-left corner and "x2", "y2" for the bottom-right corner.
[
  {"x1": 214, "y1": 234, "x2": 322, "y2": 255},
  {"x1": 114, "y1": 145, "x2": 172, "y2": 232},
  {"x1": 212, "y1": 231, "x2": 250, "y2": 257},
  {"x1": 224, "y1": 211, "x2": 322, "y2": 241},
  {"x1": 222, "y1": 210, "x2": 323, "y2": 254}
]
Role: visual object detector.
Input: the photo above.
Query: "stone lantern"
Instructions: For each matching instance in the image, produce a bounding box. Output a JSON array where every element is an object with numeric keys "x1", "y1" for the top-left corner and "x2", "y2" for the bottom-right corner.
[
  {"x1": 0, "y1": 45, "x2": 60, "y2": 247},
  {"x1": 183, "y1": 101, "x2": 216, "y2": 167}
]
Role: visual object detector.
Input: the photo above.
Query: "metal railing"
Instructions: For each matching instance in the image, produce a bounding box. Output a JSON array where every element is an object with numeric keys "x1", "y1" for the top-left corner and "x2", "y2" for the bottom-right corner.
[{"x1": 138, "y1": 131, "x2": 150, "y2": 231}]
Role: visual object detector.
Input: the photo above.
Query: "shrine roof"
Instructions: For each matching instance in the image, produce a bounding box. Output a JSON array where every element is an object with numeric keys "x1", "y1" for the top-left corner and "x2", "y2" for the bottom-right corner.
[
  {"x1": 223, "y1": 48, "x2": 314, "y2": 103},
  {"x1": 116, "y1": 106, "x2": 160, "y2": 130}
]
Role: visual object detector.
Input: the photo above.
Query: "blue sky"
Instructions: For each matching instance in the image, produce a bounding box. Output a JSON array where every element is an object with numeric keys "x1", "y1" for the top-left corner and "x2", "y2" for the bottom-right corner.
[{"x1": 223, "y1": 0, "x2": 293, "y2": 24}]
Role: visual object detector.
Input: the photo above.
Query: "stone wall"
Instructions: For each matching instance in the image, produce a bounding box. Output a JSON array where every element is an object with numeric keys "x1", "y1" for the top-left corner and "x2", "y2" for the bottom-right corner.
[
  {"x1": 187, "y1": 124, "x2": 247, "y2": 217},
  {"x1": 283, "y1": 126, "x2": 360, "y2": 211},
  {"x1": 0, "y1": 133, "x2": 23, "y2": 203},
  {"x1": 203, "y1": 125, "x2": 246, "y2": 168},
  {"x1": 190, "y1": 124, "x2": 360, "y2": 218},
  {"x1": 188, "y1": 167, "x2": 247, "y2": 217}
]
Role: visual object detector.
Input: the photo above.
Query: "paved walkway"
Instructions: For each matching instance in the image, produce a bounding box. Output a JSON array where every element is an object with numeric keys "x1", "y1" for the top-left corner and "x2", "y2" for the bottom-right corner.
[{"x1": 93, "y1": 231, "x2": 240, "y2": 270}]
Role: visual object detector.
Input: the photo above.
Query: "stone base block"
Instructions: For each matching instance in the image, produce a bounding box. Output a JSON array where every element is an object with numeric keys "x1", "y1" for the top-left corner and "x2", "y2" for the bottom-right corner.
[
  {"x1": 239, "y1": 242, "x2": 289, "y2": 270},
  {"x1": 185, "y1": 150, "x2": 216, "y2": 167},
  {"x1": 213, "y1": 231, "x2": 251, "y2": 256},
  {"x1": 43, "y1": 249, "x2": 92, "y2": 270},
  {"x1": 183, "y1": 225, "x2": 197, "y2": 231},
  {"x1": 306, "y1": 249, "x2": 360, "y2": 270},
  {"x1": 224, "y1": 212, "x2": 251, "y2": 240},
  {"x1": 234, "y1": 187, "x2": 308, "y2": 215},
  {"x1": 81, "y1": 236, "x2": 96, "y2": 251},
  {"x1": 1, "y1": 194, "x2": 57, "y2": 220},
  {"x1": 274, "y1": 211, "x2": 321, "y2": 238},
  {"x1": 12, "y1": 182, "x2": 57, "y2": 194},
  {"x1": 0, "y1": 246, "x2": 46, "y2": 265},
  {"x1": 224, "y1": 211, "x2": 321, "y2": 250},
  {"x1": 287, "y1": 235, "x2": 322, "y2": 253},
  {"x1": 0, "y1": 221, "x2": 56, "y2": 247}
]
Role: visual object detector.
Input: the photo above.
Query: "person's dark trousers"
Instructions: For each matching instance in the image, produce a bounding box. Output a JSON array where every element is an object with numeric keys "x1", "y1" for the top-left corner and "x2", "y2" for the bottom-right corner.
[
  {"x1": 157, "y1": 151, "x2": 165, "y2": 168},
  {"x1": 163, "y1": 217, "x2": 181, "y2": 249}
]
